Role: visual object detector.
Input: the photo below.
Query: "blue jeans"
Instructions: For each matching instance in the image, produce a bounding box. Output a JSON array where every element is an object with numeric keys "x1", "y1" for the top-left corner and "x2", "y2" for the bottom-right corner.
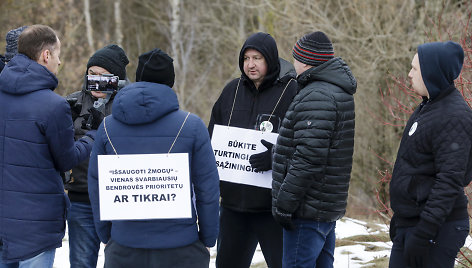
[
  {"x1": 0, "y1": 249, "x2": 55, "y2": 268},
  {"x1": 282, "y1": 219, "x2": 336, "y2": 268},
  {"x1": 67, "y1": 201, "x2": 101, "y2": 268},
  {"x1": 389, "y1": 218, "x2": 469, "y2": 268}
]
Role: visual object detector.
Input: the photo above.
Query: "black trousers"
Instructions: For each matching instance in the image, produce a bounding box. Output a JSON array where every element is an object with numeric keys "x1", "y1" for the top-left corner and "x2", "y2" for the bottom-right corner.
[
  {"x1": 389, "y1": 218, "x2": 469, "y2": 268},
  {"x1": 104, "y1": 239, "x2": 210, "y2": 268},
  {"x1": 216, "y1": 207, "x2": 283, "y2": 268}
]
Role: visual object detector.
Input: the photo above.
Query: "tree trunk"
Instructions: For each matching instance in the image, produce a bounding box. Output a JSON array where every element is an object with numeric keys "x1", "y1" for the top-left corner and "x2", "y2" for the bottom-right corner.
[
  {"x1": 83, "y1": 0, "x2": 94, "y2": 52},
  {"x1": 169, "y1": 0, "x2": 182, "y2": 106},
  {"x1": 114, "y1": 0, "x2": 123, "y2": 46}
]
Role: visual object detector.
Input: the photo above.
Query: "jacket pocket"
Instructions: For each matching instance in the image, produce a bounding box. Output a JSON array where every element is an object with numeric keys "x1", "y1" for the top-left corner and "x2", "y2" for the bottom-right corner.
[
  {"x1": 390, "y1": 175, "x2": 420, "y2": 217},
  {"x1": 407, "y1": 175, "x2": 433, "y2": 204}
]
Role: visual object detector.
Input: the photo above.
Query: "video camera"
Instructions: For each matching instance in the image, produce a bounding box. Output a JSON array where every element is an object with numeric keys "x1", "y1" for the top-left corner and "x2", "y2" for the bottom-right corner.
[{"x1": 86, "y1": 74, "x2": 126, "y2": 92}]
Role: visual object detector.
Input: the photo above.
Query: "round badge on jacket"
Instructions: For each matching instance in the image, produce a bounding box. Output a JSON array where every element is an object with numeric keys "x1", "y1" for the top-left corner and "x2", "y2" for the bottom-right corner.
[
  {"x1": 260, "y1": 121, "x2": 273, "y2": 132},
  {"x1": 409, "y1": 122, "x2": 418, "y2": 136}
]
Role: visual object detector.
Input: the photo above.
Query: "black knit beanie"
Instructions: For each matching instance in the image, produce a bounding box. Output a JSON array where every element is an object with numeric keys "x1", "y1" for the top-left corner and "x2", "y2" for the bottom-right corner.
[
  {"x1": 136, "y1": 48, "x2": 175, "y2": 88},
  {"x1": 87, "y1": 44, "x2": 129, "y2": 80},
  {"x1": 293, "y1": 31, "x2": 334, "y2": 67}
]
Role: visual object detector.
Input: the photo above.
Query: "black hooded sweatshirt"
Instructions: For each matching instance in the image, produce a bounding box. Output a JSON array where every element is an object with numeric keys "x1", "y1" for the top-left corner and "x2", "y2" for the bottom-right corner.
[
  {"x1": 390, "y1": 41, "x2": 472, "y2": 239},
  {"x1": 208, "y1": 32, "x2": 298, "y2": 212}
]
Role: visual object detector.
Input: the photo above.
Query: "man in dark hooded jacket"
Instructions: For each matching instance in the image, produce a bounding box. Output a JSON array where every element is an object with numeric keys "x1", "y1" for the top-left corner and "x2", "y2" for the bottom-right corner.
[
  {"x1": 272, "y1": 31, "x2": 356, "y2": 268},
  {"x1": 88, "y1": 48, "x2": 219, "y2": 268},
  {"x1": 389, "y1": 41, "x2": 472, "y2": 268},
  {"x1": 0, "y1": 25, "x2": 94, "y2": 267},
  {"x1": 209, "y1": 32, "x2": 297, "y2": 268}
]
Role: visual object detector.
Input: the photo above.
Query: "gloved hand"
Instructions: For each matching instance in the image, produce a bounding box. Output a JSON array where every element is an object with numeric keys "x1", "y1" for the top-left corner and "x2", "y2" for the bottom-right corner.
[
  {"x1": 273, "y1": 207, "x2": 295, "y2": 230},
  {"x1": 67, "y1": 98, "x2": 82, "y2": 122},
  {"x1": 81, "y1": 107, "x2": 104, "y2": 130},
  {"x1": 404, "y1": 230, "x2": 434, "y2": 267},
  {"x1": 249, "y1": 139, "x2": 274, "y2": 172}
]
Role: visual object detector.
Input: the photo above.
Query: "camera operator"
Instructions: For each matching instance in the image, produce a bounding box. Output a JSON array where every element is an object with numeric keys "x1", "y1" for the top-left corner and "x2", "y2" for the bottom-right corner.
[{"x1": 64, "y1": 44, "x2": 129, "y2": 268}]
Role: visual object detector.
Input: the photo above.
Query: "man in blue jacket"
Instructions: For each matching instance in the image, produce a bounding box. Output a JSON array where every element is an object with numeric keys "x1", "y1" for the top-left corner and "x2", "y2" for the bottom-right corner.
[
  {"x1": 0, "y1": 25, "x2": 95, "y2": 267},
  {"x1": 389, "y1": 41, "x2": 472, "y2": 268},
  {"x1": 88, "y1": 48, "x2": 219, "y2": 268}
]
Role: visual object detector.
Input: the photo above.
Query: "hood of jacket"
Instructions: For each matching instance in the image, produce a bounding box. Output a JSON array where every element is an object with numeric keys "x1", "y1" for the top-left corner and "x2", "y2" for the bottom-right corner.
[
  {"x1": 297, "y1": 57, "x2": 357, "y2": 95},
  {"x1": 418, "y1": 41, "x2": 464, "y2": 100},
  {"x1": 112, "y1": 81, "x2": 179, "y2": 125},
  {"x1": 278, "y1": 57, "x2": 297, "y2": 83},
  {"x1": 238, "y1": 32, "x2": 280, "y2": 91},
  {"x1": 0, "y1": 54, "x2": 58, "y2": 95}
]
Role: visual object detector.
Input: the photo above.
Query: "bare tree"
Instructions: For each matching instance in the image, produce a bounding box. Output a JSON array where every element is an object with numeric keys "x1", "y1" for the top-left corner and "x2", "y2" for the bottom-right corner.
[
  {"x1": 1, "y1": 0, "x2": 470, "y2": 221},
  {"x1": 83, "y1": 0, "x2": 94, "y2": 52},
  {"x1": 114, "y1": 0, "x2": 123, "y2": 46}
]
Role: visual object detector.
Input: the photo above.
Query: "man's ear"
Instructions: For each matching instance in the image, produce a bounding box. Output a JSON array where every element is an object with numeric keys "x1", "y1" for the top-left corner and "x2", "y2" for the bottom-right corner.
[{"x1": 38, "y1": 49, "x2": 50, "y2": 65}]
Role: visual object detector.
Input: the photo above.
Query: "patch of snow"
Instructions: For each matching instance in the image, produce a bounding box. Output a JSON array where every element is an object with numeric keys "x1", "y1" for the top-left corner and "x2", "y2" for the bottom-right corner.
[{"x1": 51, "y1": 217, "x2": 408, "y2": 268}]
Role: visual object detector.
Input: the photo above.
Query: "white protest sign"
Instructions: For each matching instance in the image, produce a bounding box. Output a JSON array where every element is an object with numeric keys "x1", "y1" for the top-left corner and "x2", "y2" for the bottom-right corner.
[
  {"x1": 97, "y1": 153, "x2": 191, "y2": 220},
  {"x1": 211, "y1": 124, "x2": 278, "y2": 189}
]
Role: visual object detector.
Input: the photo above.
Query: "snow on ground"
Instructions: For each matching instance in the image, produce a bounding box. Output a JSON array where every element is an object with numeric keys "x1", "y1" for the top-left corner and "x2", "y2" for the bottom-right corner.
[
  {"x1": 334, "y1": 218, "x2": 391, "y2": 268},
  {"x1": 53, "y1": 217, "x2": 392, "y2": 268},
  {"x1": 334, "y1": 218, "x2": 392, "y2": 268}
]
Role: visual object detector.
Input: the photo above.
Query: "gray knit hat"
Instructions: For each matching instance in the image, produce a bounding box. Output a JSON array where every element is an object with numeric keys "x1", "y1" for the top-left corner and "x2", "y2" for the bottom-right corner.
[
  {"x1": 5, "y1": 26, "x2": 28, "y2": 62},
  {"x1": 292, "y1": 31, "x2": 334, "y2": 67}
]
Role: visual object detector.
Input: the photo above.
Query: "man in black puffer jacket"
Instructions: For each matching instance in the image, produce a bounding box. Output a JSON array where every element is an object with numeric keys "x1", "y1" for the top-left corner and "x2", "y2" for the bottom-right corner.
[
  {"x1": 209, "y1": 32, "x2": 298, "y2": 268},
  {"x1": 272, "y1": 31, "x2": 356, "y2": 268},
  {"x1": 388, "y1": 42, "x2": 472, "y2": 268}
]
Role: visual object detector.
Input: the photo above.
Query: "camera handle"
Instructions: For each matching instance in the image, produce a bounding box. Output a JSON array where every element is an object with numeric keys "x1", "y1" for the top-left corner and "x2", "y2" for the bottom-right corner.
[{"x1": 86, "y1": 94, "x2": 111, "y2": 129}]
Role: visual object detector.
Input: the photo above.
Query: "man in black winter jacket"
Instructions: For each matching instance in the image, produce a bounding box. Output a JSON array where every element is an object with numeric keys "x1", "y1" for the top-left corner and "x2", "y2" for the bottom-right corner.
[
  {"x1": 64, "y1": 44, "x2": 129, "y2": 268},
  {"x1": 272, "y1": 31, "x2": 356, "y2": 268},
  {"x1": 208, "y1": 32, "x2": 297, "y2": 268},
  {"x1": 389, "y1": 42, "x2": 472, "y2": 268}
]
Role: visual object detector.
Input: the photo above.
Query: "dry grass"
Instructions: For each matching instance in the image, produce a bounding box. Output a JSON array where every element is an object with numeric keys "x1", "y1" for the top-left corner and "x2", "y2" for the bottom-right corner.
[
  {"x1": 361, "y1": 256, "x2": 390, "y2": 267},
  {"x1": 456, "y1": 247, "x2": 472, "y2": 268}
]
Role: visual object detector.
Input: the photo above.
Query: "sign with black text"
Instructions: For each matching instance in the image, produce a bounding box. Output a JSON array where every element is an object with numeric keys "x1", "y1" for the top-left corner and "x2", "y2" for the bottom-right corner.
[
  {"x1": 211, "y1": 124, "x2": 278, "y2": 189},
  {"x1": 97, "y1": 153, "x2": 191, "y2": 220}
]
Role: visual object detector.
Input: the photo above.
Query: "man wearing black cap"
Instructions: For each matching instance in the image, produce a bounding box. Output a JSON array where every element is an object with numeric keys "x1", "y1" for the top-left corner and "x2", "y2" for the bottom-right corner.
[
  {"x1": 272, "y1": 31, "x2": 357, "y2": 267},
  {"x1": 88, "y1": 48, "x2": 219, "y2": 267},
  {"x1": 64, "y1": 44, "x2": 129, "y2": 268},
  {"x1": 388, "y1": 42, "x2": 472, "y2": 268},
  {"x1": 208, "y1": 32, "x2": 298, "y2": 268}
]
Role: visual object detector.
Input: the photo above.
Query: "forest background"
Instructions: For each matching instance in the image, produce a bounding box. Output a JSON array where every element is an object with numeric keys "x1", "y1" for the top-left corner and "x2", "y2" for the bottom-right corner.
[{"x1": 1, "y1": 0, "x2": 470, "y2": 221}]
